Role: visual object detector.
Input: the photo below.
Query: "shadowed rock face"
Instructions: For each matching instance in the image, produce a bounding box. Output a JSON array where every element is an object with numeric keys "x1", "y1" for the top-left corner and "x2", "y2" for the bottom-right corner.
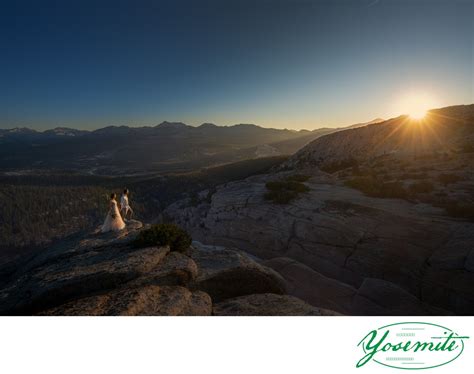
[
  {"x1": 213, "y1": 293, "x2": 340, "y2": 316},
  {"x1": 40, "y1": 286, "x2": 213, "y2": 316},
  {"x1": 0, "y1": 221, "x2": 325, "y2": 316},
  {"x1": 185, "y1": 244, "x2": 286, "y2": 302},
  {"x1": 164, "y1": 169, "x2": 474, "y2": 315},
  {"x1": 264, "y1": 257, "x2": 449, "y2": 316}
]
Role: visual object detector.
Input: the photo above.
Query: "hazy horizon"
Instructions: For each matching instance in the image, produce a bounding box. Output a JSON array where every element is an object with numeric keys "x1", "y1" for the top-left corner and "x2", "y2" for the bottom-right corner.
[
  {"x1": 3, "y1": 102, "x2": 474, "y2": 132},
  {"x1": 2, "y1": 114, "x2": 387, "y2": 132},
  {"x1": 1, "y1": 0, "x2": 473, "y2": 131}
]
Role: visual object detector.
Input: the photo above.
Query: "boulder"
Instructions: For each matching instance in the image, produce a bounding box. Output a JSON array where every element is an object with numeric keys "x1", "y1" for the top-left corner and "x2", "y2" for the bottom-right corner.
[
  {"x1": 0, "y1": 245, "x2": 170, "y2": 315},
  {"x1": 422, "y1": 268, "x2": 474, "y2": 315},
  {"x1": 128, "y1": 251, "x2": 198, "y2": 288},
  {"x1": 264, "y1": 257, "x2": 356, "y2": 314},
  {"x1": 428, "y1": 224, "x2": 474, "y2": 270},
  {"x1": 186, "y1": 246, "x2": 286, "y2": 302},
  {"x1": 213, "y1": 293, "x2": 339, "y2": 316},
  {"x1": 265, "y1": 257, "x2": 451, "y2": 315},
  {"x1": 353, "y1": 278, "x2": 450, "y2": 316},
  {"x1": 6, "y1": 220, "x2": 146, "y2": 280},
  {"x1": 40, "y1": 285, "x2": 212, "y2": 316}
]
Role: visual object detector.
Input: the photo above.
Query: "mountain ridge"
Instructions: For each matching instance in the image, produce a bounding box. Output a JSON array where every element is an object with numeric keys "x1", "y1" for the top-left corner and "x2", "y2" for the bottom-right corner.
[
  {"x1": 285, "y1": 104, "x2": 474, "y2": 170},
  {"x1": 0, "y1": 118, "x2": 384, "y2": 175},
  {"x1": 0, "y1": 117, "x2": 386, "y2": 134}
]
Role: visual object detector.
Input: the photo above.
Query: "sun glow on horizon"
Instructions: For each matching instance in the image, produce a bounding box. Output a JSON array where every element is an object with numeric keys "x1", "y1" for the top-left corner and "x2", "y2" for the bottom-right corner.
[
  {"x1": 409, "y1": 108, "x2": 428, "y2": 120},
  {"x1": 397, "y1": 92, "x2": 437, "y2": 121}
]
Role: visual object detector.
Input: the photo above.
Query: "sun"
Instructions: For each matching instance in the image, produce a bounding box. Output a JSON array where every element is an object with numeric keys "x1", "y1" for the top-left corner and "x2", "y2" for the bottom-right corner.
[
  {"x1": 400, "y1": 92, "x2": 436, "y2": 121},
  {"x1": 409, "y1": 108, "x2": 427, "y2": 120}
]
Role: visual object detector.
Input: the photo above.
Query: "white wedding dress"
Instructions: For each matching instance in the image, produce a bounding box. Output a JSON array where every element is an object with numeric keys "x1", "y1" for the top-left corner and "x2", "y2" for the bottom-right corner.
[{"x1": 101, "y1": 199, "x2": 126, "y2": 233}]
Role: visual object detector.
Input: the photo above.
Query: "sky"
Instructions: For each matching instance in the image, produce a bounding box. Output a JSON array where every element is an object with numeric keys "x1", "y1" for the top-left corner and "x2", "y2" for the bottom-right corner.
[{"x1": 0, "y1": 0, "x2": 473, "y2": 130}]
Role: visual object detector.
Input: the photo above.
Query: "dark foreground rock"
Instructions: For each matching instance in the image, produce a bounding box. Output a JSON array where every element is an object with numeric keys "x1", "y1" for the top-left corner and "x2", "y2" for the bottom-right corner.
[
  {"x1": 213, "y1": 293, "x2": 340, "y2": 316},
  {"x1": 0, "y1": 223, "x2": 326, "y2": 316},
  {"x1": 186, "y1": 244, "x2": 286, "y2": 302},
  {"x1": 41, "y1": 286, "x2": 212, "y2": 316},
  {"x1": 263, "y1": 257, "x2": 450, "y2": 315}
]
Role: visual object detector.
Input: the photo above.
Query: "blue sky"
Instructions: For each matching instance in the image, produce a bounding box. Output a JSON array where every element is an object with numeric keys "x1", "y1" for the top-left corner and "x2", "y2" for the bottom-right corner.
[{"x1": 0, "y1": 0, "x2": 472, "y2": 130}]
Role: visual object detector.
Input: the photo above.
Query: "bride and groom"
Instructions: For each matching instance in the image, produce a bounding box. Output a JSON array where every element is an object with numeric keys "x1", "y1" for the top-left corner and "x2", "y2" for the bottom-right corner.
[{"x1": 101, "y1": 189, "x2": 134, "y2": 233}]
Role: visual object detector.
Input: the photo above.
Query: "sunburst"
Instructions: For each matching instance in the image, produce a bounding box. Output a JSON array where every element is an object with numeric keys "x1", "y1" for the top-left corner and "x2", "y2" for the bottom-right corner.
[{"x1": 398, "y1": 92, "x2": 437, "y2": 121}]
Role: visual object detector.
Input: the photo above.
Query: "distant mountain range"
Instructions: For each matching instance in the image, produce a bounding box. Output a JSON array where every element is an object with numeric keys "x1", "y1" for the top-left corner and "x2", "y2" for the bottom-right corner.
[{"x1": 0, "y1": 119, "x2": 382, "y2": 175}]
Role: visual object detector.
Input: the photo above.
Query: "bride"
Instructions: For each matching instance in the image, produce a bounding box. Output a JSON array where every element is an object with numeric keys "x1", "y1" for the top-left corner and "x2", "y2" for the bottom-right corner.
[{"x1": 101, "y1": 193, "x2": 126, "y2": 233}]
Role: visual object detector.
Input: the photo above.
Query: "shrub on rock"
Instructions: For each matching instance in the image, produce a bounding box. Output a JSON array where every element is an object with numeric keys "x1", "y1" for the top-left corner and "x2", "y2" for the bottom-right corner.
[
  {"x1": 264, "y1": 174, "x2": 310, "y2": 204},
  {"x1": 285, "y1": 174, "x2": 310, "y2": 183},
  {"x1": 345, "y1": 176, "x2": 408, "y2": 199},
  {"x1": 133, "y1": 223, "x2": 192, "y2": 252}
]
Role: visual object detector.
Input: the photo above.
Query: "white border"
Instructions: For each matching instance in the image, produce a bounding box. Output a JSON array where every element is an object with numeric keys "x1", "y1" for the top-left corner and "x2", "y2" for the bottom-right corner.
[{"x1": 0, "y1": 316, "x2": 472, "y2": 374}]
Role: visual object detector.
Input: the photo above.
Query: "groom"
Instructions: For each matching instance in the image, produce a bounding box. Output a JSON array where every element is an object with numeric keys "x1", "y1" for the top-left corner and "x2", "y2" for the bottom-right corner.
[{"x1": 120, "y1": 188, "x2": 134, "y2": 220}]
